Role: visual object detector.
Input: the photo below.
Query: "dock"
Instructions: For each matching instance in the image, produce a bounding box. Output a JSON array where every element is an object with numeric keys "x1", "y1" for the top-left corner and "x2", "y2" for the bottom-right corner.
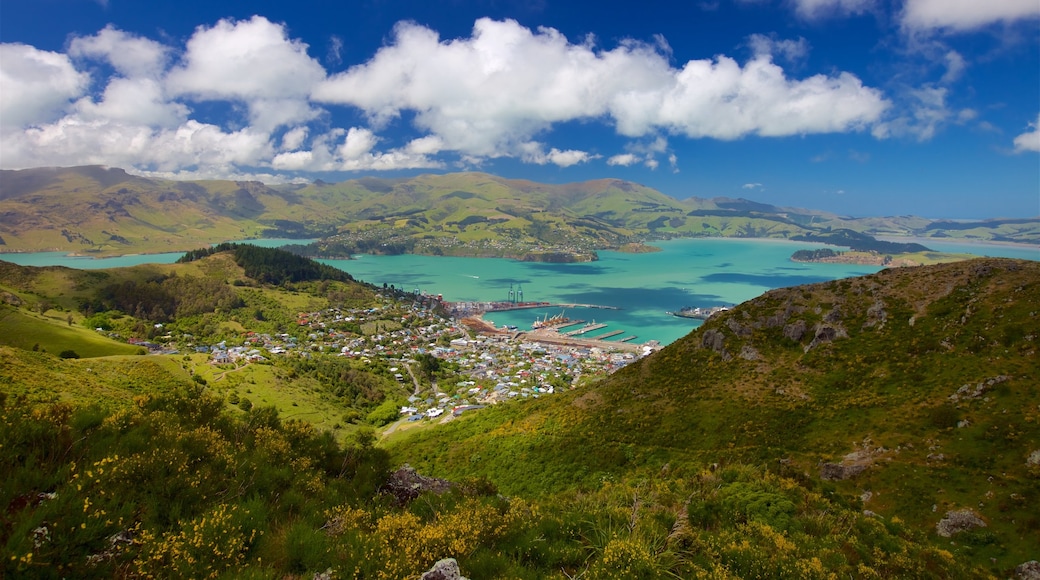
[
  {"x1": 590, "y1": 329, "x2": 624, "y2": 340},
  {"x1": 566, "y1": 323, "x2": 607, "y2": 336},
  {"x1": 617, "y1": 335, "x2": 637, "y2": 342},
  {"x1": 555, "y1": 319, "x2": 586, "y2": 329}
]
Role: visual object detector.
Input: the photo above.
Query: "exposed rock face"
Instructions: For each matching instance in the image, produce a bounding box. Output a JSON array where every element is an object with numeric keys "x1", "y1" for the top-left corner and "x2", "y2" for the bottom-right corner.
[
  {"x1": 804, "y1": 323, "x2": 847, "y2": 353},
  {"x1": 701, "y1": 329, "x2": 727, "y2": 358},
  {"x1": 421, "y1": 558, "x2": 468, "y2": 580},
  {"x1": 1028, "y1": 450, "x2": 1040, "y2": 467},
  {"x1": 820, "y1": 462, "x2": 867, "y2": 481},
  {"x1": 739, "y1": 344, "x2": 760, "y2": 361},
  {"x1": 381, "y1": 464, "x2": 453, "y2": 505},
  {"x1": 864, "y1": 298, "x2": 887, "y2": 328},
  {"x1": 783, "y1": 320, "x2": 806, "y2": 342},
  {"x1": 726, "y1": 318, "x2": 752, "y2": 337},
  {"x1": 935, "y1": 509, "x2": 986, "y2": 537},
  {"x1": 948, "y1": 375, "x2": 1010, "y2": 402},
  {"x1": 1015, "y1": 561, "x2": 1040, "y2": 580}
]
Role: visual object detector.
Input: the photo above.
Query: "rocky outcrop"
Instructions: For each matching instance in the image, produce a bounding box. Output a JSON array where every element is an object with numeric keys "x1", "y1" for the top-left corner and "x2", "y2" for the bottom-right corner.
[
  {"x1": 935, "y1": 509, "x2": 986, "y2": 537},
  {"x1": 381, "y1": 464, "x2": 454, "y2": 505},
  {"x1": 739, "y1": 344, "x2": 760, "y2": 361},
  {"x1": 1015, "y1": 561, "x2": 1040, "y2": 580},
  {"x1": 820, "y1": 462, "x2": 867, "y2": 481},
  {"x1": 701, "y1": 329, "x2": 728, "y2": 359},
  {"x1": 783, "y1": 320, "x2": 806, "y2": 342},
  {"x1": 948, "y1": 375, "x2": 1010, "y2": 402},
  {"x1": 804, "y1": 323, "x2": 847, "y2": 353},
  {"x1": 421, "y1": 558, "x2": 468, "y2": 580}
]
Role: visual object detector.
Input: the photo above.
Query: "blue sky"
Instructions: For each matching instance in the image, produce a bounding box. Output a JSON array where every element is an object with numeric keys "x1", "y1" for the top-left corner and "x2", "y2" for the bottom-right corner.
[{"x1": 1, "y1": 0, "x2": 1038, "y2": 219}]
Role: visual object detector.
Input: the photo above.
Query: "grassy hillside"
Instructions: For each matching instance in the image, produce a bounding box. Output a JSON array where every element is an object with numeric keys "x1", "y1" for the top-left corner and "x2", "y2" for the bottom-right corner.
[
  {"x1": 387, "y1": 258, "x2": 1040, "y2": 573},
  {"x1": 6, "y1": 166, "x2": 1034, "y2": 259},
  {"x1": 6, "y1": 255, "x2": 1031, "y2": 577}
]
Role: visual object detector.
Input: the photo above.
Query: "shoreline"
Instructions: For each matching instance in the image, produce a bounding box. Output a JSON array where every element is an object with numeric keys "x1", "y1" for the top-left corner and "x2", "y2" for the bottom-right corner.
[{"x1": 875, "y1": 235, "x2": 1039, "y2": 250}]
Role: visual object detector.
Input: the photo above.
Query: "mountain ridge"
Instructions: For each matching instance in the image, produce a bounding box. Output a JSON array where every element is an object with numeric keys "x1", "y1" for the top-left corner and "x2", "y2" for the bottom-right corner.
[{"x1": 2, "y1": 166, "x2": 1037, "y2": 258}]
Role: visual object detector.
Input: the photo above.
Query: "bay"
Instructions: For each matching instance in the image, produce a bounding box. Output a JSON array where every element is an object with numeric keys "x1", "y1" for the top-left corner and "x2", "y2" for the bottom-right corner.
[
  {"x1": 321, "y1": 239, "x2": 883, "y2": 346},
  {"x1": 3, "y1": 237, "x2": 1035, "y2": 346}
]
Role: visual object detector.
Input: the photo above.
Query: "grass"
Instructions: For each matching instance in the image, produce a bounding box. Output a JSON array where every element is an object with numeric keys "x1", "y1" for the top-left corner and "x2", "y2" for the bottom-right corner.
[{"x1": 0, "y1": 305, "x2": 143, "y2": 357}]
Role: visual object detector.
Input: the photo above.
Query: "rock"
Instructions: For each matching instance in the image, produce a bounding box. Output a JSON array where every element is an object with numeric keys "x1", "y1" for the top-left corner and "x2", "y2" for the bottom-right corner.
[
  {"x1": 804, "y1": 323, "x2": 847, "y2": 353},
  {"x1": 863, "y1": 299, "x2": 887, "y2": 328},
  {"x1": 381, "y1": 464, "x2": 454, "y2": 505},
  {"x1": 783, "y1": 320, "x2": 806, "y2": 342},
  {"x1": 739, "y1": 344, "x2": 760, "y2": 361},
  {"x1": 820, "y1": 462, "x2": 867, "y2": 481},
  {"x1": 935, "y1": 508, "x2": 986, "y2": 537},
  {"x1": 1028, "y1": 450, "x2": 1040, "y2": 467},
  {"x1": 823, "y1": 305, "x2": 842, "y2": 323},
  {"x1": 948, "y1": 375, "x2": 1010, "y2": 402},
  {"x1": 726, "y1": 318, "x2": 752, "y2": 337},
  {"x1": 421, "y1": 558, "x2": 468, "y2": 580},
  {"x1": 701, "y1": 329, "x2": 726, "y2": 353},
  {"x1": 1015, "y1": 561, "x2": 1040, "y2": 580}
]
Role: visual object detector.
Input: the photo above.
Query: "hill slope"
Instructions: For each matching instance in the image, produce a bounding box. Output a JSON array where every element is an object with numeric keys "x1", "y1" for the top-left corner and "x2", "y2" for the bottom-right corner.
[
  {"x1": 387, "y1": 258, "x2": 1040, "y2": 571},
  {"x1": 4, "y1": 166, "x2": 1036, "y2": 259}
]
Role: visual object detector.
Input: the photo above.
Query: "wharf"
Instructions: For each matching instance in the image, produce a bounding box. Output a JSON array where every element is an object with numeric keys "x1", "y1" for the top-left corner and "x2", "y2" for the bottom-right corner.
[
  {"x1": 590, "y1": 329, "x2": 624, "y2": 340},
  {"x1": 618, "y1": 335, "x2": 637, "y2": 342},
  {"x1": 555, "y1": 319, "x2": 586, "y2": 329},
  {"x1": 566, "y1": 323, "x2": 607, "y2": 336}
]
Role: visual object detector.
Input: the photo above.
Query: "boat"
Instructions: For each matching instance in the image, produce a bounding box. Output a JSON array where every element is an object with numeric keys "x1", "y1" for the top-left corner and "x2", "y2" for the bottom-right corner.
[
  {"x1": 669, "y1": 305, "x2": 729, "y2": 320},
  {"x1": 533, "y1": 311, "x2": 570, "y2": 329}
]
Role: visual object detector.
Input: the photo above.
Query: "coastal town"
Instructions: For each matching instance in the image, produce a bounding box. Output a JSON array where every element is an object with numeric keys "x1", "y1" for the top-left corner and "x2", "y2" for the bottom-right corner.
[{"x1": 131, "y1": 293, "x2": 660, "y2": 428}]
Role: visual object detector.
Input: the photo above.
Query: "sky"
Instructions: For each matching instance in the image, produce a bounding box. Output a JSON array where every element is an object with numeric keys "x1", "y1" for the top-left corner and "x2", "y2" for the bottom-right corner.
[{"x1": 1, "y1": 0, "x2": 1038, "y2": 219}]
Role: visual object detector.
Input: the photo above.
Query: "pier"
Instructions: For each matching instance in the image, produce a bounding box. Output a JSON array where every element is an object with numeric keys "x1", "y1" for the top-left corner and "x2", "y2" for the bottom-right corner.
[
  {"x1": 566, "y1": 323, "x2": 607, "y2": 336},
  {"x1": 590, "y1": 329, "x2": 624, "y2": 340},
  {"x1": 618, "y1": 335, "x2": 637, "y2": 342},
  {"x1": 555, "y1": 319, "x2": 586, "y2": 329}
]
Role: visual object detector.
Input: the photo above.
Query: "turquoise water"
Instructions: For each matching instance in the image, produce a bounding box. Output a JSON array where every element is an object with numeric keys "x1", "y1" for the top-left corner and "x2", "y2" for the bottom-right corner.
[
  {"x1": 322, "y1": 239, "x2": 882, "y2": 345},
  {"x1": 3, "y1": 237, "x2": 1035, "y2": 346},
  {"x1": 0, "y1": 239, "x2": 316, "y2": 269}
]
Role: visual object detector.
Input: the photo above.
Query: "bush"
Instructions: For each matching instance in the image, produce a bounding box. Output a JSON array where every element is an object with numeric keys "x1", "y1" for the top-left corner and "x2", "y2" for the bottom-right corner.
[{"x1": 58, "y1": 349, "x2": 80, "y2": 359}]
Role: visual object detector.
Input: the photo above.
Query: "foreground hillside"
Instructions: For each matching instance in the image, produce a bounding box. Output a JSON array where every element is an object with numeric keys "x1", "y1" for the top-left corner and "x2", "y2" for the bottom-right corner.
[
  {"x1": 2, "y1": 166, "x2": 1036, "y2": 259},
  {"x1": 388, "y1": 258, "x2": 1040, "y2": 574},
  {"x1": 2, "y1": 252, "x2": 1036, "y2": 578}
]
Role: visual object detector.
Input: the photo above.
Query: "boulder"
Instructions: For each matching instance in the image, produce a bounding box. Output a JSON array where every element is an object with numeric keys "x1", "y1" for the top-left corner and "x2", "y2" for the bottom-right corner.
[
  {"x1": 1015, "y1": 561, "x2": 1040, "y2": 580},
  {"x1": 421, "y1": 558, "x2": 468, "y2": 580},
  {"x1": 782, "y1": 320, "x2": 806, "y2": 342},
  {"x1": 381, "y1": 464, "x2": 454, "y2": 505},
  {"x1": 935, "y1": 508, "x2": 986, "y2": 537},
  {"x1": 820, "y1": 462, "x2": 867, "y2": 481}
]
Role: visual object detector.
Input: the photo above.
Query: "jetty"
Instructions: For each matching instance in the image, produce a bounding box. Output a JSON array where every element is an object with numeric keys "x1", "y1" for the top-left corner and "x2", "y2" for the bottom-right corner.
[
  {"x1": 555, "y1": 319, "x2": 586, "y2": 329},
  {"x1": 618, "y1": 335, "x2": 637, "y2": 342},
  {"x1": 566, "y1": 323, "x2": 607, "y2": 336},
  {"x1": 590, "y1": 329, "x2": 624, "y2": 340}
]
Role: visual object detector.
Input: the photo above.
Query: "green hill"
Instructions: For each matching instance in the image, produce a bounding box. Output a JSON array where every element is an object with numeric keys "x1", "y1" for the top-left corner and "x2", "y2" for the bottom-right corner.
[
  {"x1": 386, "y1": 257, "x2": 1040, "y2": 573},
  {"x1": 5, "y1": 254, "x2": 1036, "y2": 577},
  {"x1": 4, "y1": 166, "x2": 1035, "y2": 260}
]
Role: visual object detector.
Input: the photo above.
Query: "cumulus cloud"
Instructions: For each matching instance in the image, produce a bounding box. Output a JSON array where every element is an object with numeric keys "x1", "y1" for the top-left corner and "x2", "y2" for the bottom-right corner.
[
  {"x1": 315, "y1": 18, "x2": 887, "y2": 157},
  {"x1": 1013, "y1": 115, "x2": 1040, "y2": 153},
  {"x1": 792, "y1": 0, "x2": 877, "y2": 19},
  {"x1": 166, "y1": 16, "x2": 326, "y2": 131},
  {"x1": 69, "y1": 25, "x2": 169, "y2": 78},
  {"x1": 2, "y1": 16, "x2": 891, "y2": 178},
  {"x1": 742, "y1": 182, "x2": 763, "y2": 189},
  {"x1": 0, "y1": 44, "x2": 89, "y2": 127},
  {"x1": 902, "y1": 0, "x2": 1040, "y2": 31},
  {"x1": 872, "y1": 85, "x2": 951, "y2": 141}
]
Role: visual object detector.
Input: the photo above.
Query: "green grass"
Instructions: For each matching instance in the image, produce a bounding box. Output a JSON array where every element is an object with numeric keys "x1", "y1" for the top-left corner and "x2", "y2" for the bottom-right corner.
[{"x1": 0, "y1": 305, "x2": 143, "y2": 357}]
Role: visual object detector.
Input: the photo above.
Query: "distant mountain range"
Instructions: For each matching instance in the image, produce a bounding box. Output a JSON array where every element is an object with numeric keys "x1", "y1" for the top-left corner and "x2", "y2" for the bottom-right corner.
[{"x1": 1, "y1": 165, "x2": 1036, "y2": 258}]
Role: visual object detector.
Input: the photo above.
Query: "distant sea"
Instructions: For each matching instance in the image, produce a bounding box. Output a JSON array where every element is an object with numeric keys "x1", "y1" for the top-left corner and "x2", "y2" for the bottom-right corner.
[{"x1": 3, "y1": 237, "x2": 1036, "y2": 346}]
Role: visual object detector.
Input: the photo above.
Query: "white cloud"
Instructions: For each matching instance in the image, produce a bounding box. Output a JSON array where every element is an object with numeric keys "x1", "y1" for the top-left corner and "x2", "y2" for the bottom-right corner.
[
  {"x1": 742, "y1": 182, "x2": 763, "y2": 189},
  {"x1": 902, "y1": 0, "x2": 1040, "y2": 30},
  {"x1": 69, "y1": 26, "x2": 169, "y2": 78},
  {"x1": 74, "y1": 78, "x2": 188, "y2": 127},
  {"x1": 0, "y1": 44, "x2": 89, "y2": 127},
  {"x1": 166, "y1": 16, "x2": 326, "y2": 131},
  {"x1": 940, "y1": 50, "x2": 967, "y2": 84},
  {"x1": 518, "y1": 142, "x2": 598, "y2": 167},
  {"x1": 748, "y1": 34, "x2": 809, "y2": 63},
  {"x1": 871, "y1": 85, "x2": 950, "y2": 141},
  {"x1": 280, "y1": 126, "x2": 309, "y2": 151},
  {"x1": 1013, "y1": 115, "x2": 1040, "y2": 153},
  {"x1": 315, "y1": 18, "x2": 886, "y2": 157},
  {"x1": 607, "y1": 153, "x2": 639, "y2": 166},
  {"x1": 792, "y1": 0, "x2": 877, "y2": 19}
]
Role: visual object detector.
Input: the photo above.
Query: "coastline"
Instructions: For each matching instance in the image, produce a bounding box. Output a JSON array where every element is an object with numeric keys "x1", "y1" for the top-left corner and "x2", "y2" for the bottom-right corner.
[{"x1": 875, "y1": 235, "x2": 1039, "y2": 249}]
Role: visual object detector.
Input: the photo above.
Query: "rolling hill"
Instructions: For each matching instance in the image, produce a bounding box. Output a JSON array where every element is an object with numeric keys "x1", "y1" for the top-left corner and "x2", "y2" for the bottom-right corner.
[
  {"x1": 2, "y1": 166, "x2": 1036, "y2": 260},
  {"x1": 386, "y1": 257, "x2": 1040, "y2": 574}
]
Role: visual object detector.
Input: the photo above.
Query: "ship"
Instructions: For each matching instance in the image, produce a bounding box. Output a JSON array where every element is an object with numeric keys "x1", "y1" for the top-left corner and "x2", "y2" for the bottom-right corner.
[
  {"x1": 533, "y1": 311, "x2": 570, "y2": 329},
  {"x1": 668, "y1": 305, "x2": 730, "y2": 320}
]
